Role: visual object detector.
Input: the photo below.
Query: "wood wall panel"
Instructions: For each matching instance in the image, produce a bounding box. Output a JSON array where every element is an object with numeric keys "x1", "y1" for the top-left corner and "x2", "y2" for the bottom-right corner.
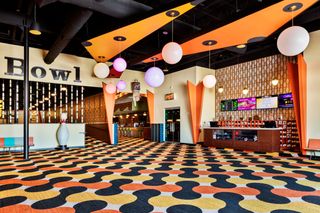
[
  {"x1": 83, "y1": 93, "x2": 106, "y2": 124},
  {"x1": 215, "y1": 54, "x2": 295, "y2": 121}
]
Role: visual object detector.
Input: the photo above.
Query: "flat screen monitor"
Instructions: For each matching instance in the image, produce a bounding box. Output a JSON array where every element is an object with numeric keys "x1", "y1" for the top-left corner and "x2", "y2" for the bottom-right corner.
[
  {"x1": 237, "y1": 97, "x2": 256, "y2": 110},
  {"x1": 256, "y1": 96, "x2": 278, "y2": 109},
  {"x1": 279, "y1": 93, "x2": 294, "y2": 108},
  {"x1": 221, "y1": 99, "x2": 238, "y2": 111}
]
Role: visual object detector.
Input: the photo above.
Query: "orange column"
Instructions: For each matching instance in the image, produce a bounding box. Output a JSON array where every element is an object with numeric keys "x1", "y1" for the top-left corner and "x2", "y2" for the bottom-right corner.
[
  {"x1": 147, "y1": 90, "x2": 155, "y2": 124},
  {"x1": 187, "y1": 81, "x2": 204, "y2": 144},
  {"x1": 297, "y1": 54, "x2": 307, "y2": 154},
  {"x1": 102, "y1": 83, "x2": 116, "y2": 144},
  {"x1": 287, "y1": 54, "x2": 307, "y2": 154}
]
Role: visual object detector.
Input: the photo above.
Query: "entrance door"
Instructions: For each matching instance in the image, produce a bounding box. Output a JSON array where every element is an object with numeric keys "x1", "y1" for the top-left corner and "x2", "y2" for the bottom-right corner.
[{"x1": 165, "y1": 108, "x2": 180, "y2": 142}]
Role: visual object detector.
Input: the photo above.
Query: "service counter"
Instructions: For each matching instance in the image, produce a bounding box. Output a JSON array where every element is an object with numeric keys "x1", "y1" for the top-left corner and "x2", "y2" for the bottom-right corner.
[
  {"x1": 0, "y1": 123, "x2": 85, "y2": 150},
  {"x1": 203, "y1": 127, "x2": 281, "y2": 152},
  {"x1": 119, "y1": 127, "x2": 145, "y2": 138}
]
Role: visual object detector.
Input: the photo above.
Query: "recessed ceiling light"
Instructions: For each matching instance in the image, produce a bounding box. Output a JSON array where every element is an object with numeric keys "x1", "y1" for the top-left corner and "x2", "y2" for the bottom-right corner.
[
  {"x1": 82, "y1": 41, "x2": 92, "y2": 47},
  {"x1": 247, "y1": 36, "x2": 266, "y2": 43},
  {"x1": 202, "y1": 40, "x2": 217, "y2": 46},
  {"x1": 236, "y1": 44, "x2": 246, "y2": 49},
  {"x1": 283, "y1": 2, "x2": 303, "y2": 12},
  {"x1": 113, "y1": 36, "x2": 127, "y2": 41},
  {"x1": 166, "y1": 10, "x2": 180, "y2": 17},
  {"x1": 162, "y1": 31, "x2": 168, "y2": 35}
]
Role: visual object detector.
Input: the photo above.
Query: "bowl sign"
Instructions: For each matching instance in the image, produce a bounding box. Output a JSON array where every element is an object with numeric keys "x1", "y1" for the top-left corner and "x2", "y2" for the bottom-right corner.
[{"x1": 3, "y1": 56, "x2": 81, "y2": 83}]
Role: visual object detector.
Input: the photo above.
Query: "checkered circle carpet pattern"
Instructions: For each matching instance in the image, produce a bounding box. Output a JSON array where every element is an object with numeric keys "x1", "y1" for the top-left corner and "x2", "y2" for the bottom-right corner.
[{"x1": 0, "y1": 137, "x2": 320, "y2": 212}]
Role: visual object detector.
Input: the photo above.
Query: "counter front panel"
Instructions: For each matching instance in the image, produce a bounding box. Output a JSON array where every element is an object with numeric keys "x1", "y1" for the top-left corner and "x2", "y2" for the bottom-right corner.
[{"x1": 204, "y1": 127, "x2": 280, "y2": 152}]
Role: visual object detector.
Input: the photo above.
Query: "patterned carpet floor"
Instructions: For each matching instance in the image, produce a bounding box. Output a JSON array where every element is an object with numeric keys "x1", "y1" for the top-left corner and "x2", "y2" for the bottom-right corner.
[{"x1": 0, "y1": 136, "x2": 320, "y2": 213}]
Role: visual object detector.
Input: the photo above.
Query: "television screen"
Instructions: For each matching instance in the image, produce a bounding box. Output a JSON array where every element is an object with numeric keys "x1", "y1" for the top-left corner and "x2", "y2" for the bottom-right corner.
[
  {"x1": 221, "y1": 99, "x2": 238, "y2": 111},
  {"x1": 279, "y1": 93, "x2": 294, "y2": 108},
  {"x1": 237, "y1": 97, "x2": 256, "y2": 110},
  {"x1": 256, "y1": 96, "x2": 278, "y2": 109}
]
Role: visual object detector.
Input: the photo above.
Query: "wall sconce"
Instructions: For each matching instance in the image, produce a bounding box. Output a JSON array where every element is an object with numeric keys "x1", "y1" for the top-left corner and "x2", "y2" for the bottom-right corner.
[
  {"x1": 272, "y1": 78, "x2": 279, "y2": 86},
  {"x1": 242, "y1": 87, "x2": 249, "y2": 95},
  {"x1": 218, "y1": 86, "x2": 224, "y2": 93}
]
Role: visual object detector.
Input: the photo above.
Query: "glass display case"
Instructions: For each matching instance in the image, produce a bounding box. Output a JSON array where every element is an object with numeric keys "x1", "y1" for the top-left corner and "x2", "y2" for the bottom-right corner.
[
  {"x1": 212, "y1": 129, "x2": 233, "y2": 140},
  {"x1": 234, "y1": 130, "x2": 258, "y2": 142}
]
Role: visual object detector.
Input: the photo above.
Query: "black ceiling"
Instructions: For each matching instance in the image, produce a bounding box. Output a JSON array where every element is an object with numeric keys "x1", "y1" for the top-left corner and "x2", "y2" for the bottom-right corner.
[{"x1": 0, "y1": 0, "x2": 320, "y2": 73}]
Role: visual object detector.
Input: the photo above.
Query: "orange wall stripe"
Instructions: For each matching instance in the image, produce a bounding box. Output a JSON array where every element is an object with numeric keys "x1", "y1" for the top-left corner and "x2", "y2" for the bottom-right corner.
[
  {"x1": 147, "y1": 90, "x2": 155, "y2": 124},
  {"x1": 84, "y1": 2, "x2": 196, "y2": 62},
  {"x1": 102, "y1": 83, "x2": 116, "y2": 144},
  {"x1": 196, "y1": 82, "x2": 204, "y2": 142},
  {"x1": 187, "y1": 81, "x2": 204, "y2": 144},
  {"x1": 144, "y1": 0, "x2": 318, "y2": 63},
  {"x1": 297, "y1": 54, "x2": 307, "y2": 154}
]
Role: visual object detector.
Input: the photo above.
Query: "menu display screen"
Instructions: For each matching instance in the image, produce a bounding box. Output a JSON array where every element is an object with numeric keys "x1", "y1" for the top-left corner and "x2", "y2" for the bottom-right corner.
[
  {"x1": 237, "y1": 97, "x2": 256, "y2": 110},
  {"x1": 221, "y1": 99, "x2": 238, "y2": 111},
  {"x1": 256, "y1": 96, "x2": 278, "y2": 109},
  {"x1": 279, "y1": 93, "x2": 294, "y2": 108}
]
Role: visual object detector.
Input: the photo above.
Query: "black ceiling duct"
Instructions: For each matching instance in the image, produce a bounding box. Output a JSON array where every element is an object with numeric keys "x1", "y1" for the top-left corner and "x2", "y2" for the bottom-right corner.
[
  {"x1": 44, "y1": 7, "x2": 92, "y2": 64},
  {"x1": 38, "y1": 0, "x2": 152, "y2": 18}
]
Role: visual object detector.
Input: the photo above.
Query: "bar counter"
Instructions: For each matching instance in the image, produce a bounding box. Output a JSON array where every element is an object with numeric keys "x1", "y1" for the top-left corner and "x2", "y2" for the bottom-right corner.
[
  {"x1": 203, "y1": 127, "x2": 281, "y2": 152},
  {"x1": 119, "y1": 127, "x2": 145, "y2": 138}
]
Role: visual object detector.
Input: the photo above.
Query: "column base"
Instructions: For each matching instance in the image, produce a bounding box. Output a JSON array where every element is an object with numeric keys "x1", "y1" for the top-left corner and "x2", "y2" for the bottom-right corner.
[{"x1": 56, "y1": 145, "x2": 69, "y2": 150}]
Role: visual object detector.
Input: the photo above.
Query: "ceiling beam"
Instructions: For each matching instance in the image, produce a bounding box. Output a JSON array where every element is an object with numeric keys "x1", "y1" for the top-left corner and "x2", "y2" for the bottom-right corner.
[{"x1": 37, "y1": 0, "x2": 152, "y2": 18}]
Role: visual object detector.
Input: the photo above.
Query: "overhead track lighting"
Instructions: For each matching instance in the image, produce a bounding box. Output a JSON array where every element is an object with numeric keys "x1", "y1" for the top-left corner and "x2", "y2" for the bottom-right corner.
[{"x1": 29, "y1": 4, "x2": 41, "y2": 35}]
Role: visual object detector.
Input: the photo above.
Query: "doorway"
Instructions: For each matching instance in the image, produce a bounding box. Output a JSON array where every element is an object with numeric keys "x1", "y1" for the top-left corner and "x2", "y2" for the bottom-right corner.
[{"x1": 165, "y1": 108, "x2": 180, "y2": 142}]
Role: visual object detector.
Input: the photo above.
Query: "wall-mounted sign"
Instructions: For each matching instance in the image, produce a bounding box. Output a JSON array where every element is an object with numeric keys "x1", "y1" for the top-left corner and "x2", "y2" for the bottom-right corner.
[
  {"x1": 131, "y1": 80, "x2": 141, "y2": 105},
  {"x1": 0, "y1": 42, "x2": 100, "y2": 87},
  {"x1": 165, "y1": 93, "x2": 175, "y2": 101}
]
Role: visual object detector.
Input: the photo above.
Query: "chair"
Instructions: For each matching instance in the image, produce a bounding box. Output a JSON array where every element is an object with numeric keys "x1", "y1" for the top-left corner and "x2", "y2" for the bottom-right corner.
[{"x1": 305, "y1": 139, "x2": 320, "y2": 160}]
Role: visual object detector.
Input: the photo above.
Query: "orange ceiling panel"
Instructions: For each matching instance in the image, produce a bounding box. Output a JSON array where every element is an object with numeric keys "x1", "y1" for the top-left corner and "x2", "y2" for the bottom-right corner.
[
  {"x1": 144, "y1": 0, "x2": 317, "y2": 63},
  {"x1": 84, "y1": 2, "x2": 196, "y2": 62}
]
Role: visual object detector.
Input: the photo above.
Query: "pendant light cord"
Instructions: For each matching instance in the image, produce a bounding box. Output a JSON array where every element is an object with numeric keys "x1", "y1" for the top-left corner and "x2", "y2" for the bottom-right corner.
[
  {"x1": 171, "y1": 20, "x2": 174, "y2": 42},
  {"x1": 208, "y1": 49, "x2": 211, "y2": 69},
  {"x1": 291, "y1": 9, "x2": 294, "y2": 26},
  {"x1": 34, "y1": 4, "x2": 37, "y2": 23}
]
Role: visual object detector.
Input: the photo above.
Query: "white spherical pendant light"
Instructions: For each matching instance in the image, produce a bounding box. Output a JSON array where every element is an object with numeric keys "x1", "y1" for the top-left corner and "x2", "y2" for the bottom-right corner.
[
  {"x1": 277, "y1": 26, "x2": 310, "y2": 56},
  {"x1": 144, "y1": 67, "x2": 165, "y2": 88},
  {"x1": 94, "y1": 62, "x2": 110, "y2": 79},
  {"x1": 162, "y1": 42, "x2": 183, "y2": 65},
  {"x1": 203, "y1": 75, "x2": 216, "y2": 88},
  {"x1": 113, "y1": 57, "x2": 127, "y2": 72},
  {"x1": 105, "y1": 84, "x2": 116, "y2": 94},
  {"x1": 116, "y1": 80, "x2": 126, "y2": 91}
]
